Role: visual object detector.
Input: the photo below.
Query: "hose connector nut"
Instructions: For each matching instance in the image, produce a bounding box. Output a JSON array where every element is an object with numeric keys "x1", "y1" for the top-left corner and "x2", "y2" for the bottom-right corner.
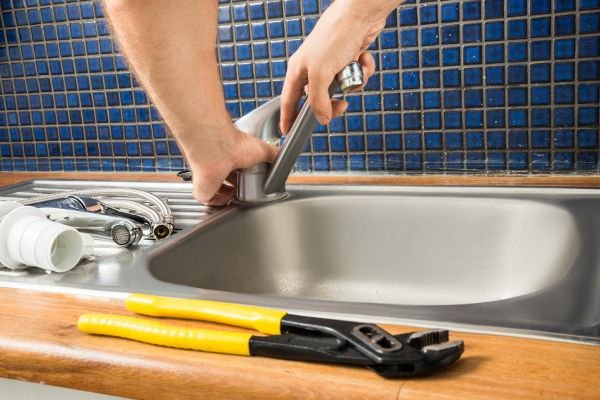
[{"x1": 335, "y1": 62, "x2": 364, "y2": 93}]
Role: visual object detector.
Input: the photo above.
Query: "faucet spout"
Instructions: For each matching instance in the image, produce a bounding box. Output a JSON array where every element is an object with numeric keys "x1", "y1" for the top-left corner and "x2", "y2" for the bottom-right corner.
[{"x1": 236, "y1": 62, "x2": 364, "y2": 204}]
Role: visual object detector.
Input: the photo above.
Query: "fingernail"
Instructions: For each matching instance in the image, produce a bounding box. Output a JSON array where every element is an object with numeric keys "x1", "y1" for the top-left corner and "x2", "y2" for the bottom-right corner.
[{"x1": 317, "y1": 116, "x2": 330, "y2": 125}]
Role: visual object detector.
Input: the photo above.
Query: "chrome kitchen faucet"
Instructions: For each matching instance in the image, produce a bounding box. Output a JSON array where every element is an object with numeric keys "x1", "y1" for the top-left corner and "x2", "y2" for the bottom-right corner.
[{"x1": 235, "y1": 62, "x2": 364, "y2": 203}]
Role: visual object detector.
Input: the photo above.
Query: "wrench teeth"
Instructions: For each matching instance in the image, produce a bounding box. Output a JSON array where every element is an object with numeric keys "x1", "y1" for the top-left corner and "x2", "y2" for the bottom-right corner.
[{"x1": 407, "y1": 329, "x2": 449, "y2": 349}]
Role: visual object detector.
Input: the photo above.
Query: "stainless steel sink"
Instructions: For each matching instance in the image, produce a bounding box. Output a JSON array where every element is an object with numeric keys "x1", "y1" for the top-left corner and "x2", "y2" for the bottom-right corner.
[
  {"x1": 151, "y1": 190, "x2": 579, "y2": 306},
  {"x1": 1, "y1": 180, "x2": 599, "y2": 344},
  {"x1": 149, "y1": 185, "x2": 600, "y2": 344}
]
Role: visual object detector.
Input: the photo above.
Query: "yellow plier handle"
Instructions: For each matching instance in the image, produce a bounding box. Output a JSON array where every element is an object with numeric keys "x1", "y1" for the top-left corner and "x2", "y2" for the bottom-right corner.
[
  {"x1": 78, "y1": 313, "x2": 253, "y2": 355},
  {"x1": 125, "y1": 294, "x2": 287, "y2": 335}
]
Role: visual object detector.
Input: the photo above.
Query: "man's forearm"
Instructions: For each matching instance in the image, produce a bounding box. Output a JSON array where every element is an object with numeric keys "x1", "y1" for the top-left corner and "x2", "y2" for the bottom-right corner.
[{"x1": 102, "y1": 0, "x2": 231, "y2": 145}]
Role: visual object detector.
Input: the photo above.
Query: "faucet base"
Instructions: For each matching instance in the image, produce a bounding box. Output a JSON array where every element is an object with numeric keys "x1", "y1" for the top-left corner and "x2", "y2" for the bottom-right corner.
[
  {"x1": 236, "y1": 164, "x2": 288, "y2": 204},
  {"x1": 234, "y1": 192, "x2": 288, "y2": 205}
]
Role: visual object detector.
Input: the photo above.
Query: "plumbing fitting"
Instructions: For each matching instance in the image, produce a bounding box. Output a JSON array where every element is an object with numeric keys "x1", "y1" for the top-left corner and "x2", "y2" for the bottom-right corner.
[
  {"x1": 0, "y1": 203, "x2": 93, "y2": 272},
  {"x1": 20, "y1": 187, "x2": 174, "y2": 239}
]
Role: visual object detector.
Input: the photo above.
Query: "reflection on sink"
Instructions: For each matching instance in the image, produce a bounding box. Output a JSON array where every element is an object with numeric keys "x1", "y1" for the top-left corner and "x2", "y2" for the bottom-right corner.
[
  {"x1": 150, "y1": 186, "x2": 600, "y2": 343},
  {"x1": 151, "y1": 195, "x2": 580, "y2": 306}
]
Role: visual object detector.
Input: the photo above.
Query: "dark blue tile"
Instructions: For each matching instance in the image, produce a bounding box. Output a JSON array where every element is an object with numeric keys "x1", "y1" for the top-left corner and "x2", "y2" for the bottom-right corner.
[
  {"x1": 555, "y1": 15, "x2": 576, "y2": 36},
  {"x1": 554, "y1": 130, "x2": 575, "y2": 148},
  {"x1": 553, "y1": 152, "x2": 574, "y2": 171},
  {"x1": 555, "y1": 39, "x2": 575, "y2": 59},
  {"x1": 554, "y1": 85, "x2": 575, "y2": 105},
  {"x1": 403, "y1": 113, "x2": 421, "y2": 130},
  {"x1": 579, "y1": 37, "x2": 600, "y2": 58},
  {"x1": 508, "y1": 0, "x2": 527, "y2": 16},
  {"x1": 509, "y1": 109, "x2": 527, "y2": 128},
  {"x1": 382, "y1": 72, "x2": 400, "y2": 90},
  {"x1": 531, "y1": 16, "x2": 551, "y2": 37},
  {"x1": 421, "y1": 27, "x2": 439, "y2": 46},
  {"x1": 443, "y1": 69, "x2": 461, "y2": 87},
  {"x1": 442, "y1": 47, "x2": 460, "y2": 65},
  {"x1": 531, "y1": 130, "x2": 551, "y2": 148},
  {"x1": 485, "y1": 0, "x2": 504, "y2": 18},
  {"x1": 444, "y1": 90, "x2": 462, "y2": 108},
  {"x1": 508, "y1": 65, "x2": 528, "y2": 84},
  {"x1": 486, "y1": 43, "x2": 504, "y2": 63},
  {"x1": 423, "y1": 91, "x2": 441, "y2": 109},
  {"x1": 424, "y1": 112, "x2": 442, "y2": 129},
  {"x1": 401, "y1": 6, "x2": 418, "y2": 25},
  {"x1": 420, "y1": 4, "x2": 437, "y2": 24},
  {"x1": 422, "y1": 70, "x2": 440, "y2": 88},
  {"x1": 401, "y1": 29, "x2": 418, "y2": 47},
  {"x1": 580, "y1": 12, "x2": 600, "y2": 33},
  {"x1": 445, "y1": 132, "x2": 463, "y2": 150},
  {"x1": 402, "y1": 71, "x2": 419, "y2": 89},
  {"x1": 508, "y1": 87, "x2": 527, "y2": 107},
  {"x1": 444, "y1": 111, "x2": 462, "y2": 129},
  {"x1": 421, "y1": 49, "x2": 439, "y2": 67},
  {"x1": 485, "y1": 21, "x2": 504, "y2": 41},
  {"x1": 531, "y1": 41, "x2": 551, "y2": 61},
  {"x1": 441, "y1": 2, "x2": 459, "y2": 22},
  {"x1": 531, "y1": 86, "x2": 550, "y2": 105},
  {"x1": 442, "y1": 24, "x2": 460, "y2": 45},
  {"x1": 555, "y1": 107, "x2": 575, "y2": 127},
  {"x1": 507, "y1": 42, "x2": 527, "y2": 62},
  {"x1": 465, "y1": 89, "x2": 483, "y2": 108},
  {"x1": 579, "y1": 107, "x2": 599, "y2": 126},
  {"x1": 555, "y1": 62, "x2": 575, "y2": 81},
  {"x1": 531, "y1": 0, "x2": 551, "y2": 14},
  {"x1": 579, "y1": 61, "x2": 599, "y2": 80},
  {"x1": 508, "y1": 130, "x2": 528, "y2": 149},
  {"x1": 463, "y1": 23, "x2": 482, "y2": 43},
  {"x1": 531, "y1": 108, "x2": 551, "y2": 127},
  {"x1": 578, "y1": 129, "x2": 598, "y2": 149},
  {"x1": 401, "y1": 50, "x2": 419, "y2": 68},
  {"x1": 579, "y1": 84, "x2": 600, "y2": 103},
  {"x1": 487, "y1": 130, "x2": 506, "y2": 149},
  {"x1": 463, "y1": 1, "x2": 481, "y2": 20},
  {"x1": 581, "y1": 0, "x2": 600, "y2": 10},
  {"x1": 385, "y1": 134, "x2": 402, "y2": 151},
  {"x1": 486, "y1": 111, "x2": 505, "y2": 128},
  {"x1": 463, "y1": 46, "x2": 481, "y2": 64},
  {"x1": 350, "y1": 154, "x2": 366, "y2": 171}
]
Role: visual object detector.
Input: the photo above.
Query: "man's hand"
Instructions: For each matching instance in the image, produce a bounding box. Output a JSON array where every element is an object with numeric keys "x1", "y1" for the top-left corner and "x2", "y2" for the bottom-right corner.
[
  {"x1": 280, "y1": 0, "x2": 404, "y2": 134},
  {"x1": 103, "y1": 0, "x2": 276, "y2": 206},
  {"x1": 182, "y1": 125, "x2": 278, "y2": 206}
]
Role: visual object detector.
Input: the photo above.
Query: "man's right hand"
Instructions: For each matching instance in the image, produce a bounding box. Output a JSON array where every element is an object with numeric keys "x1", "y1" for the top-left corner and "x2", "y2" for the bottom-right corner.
[{"x1": 280, "y1": 0, "x2": 403, "y2": 134}]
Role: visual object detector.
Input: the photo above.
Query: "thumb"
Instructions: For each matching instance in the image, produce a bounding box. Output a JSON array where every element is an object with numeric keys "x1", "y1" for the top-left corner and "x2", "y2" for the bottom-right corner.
[{"x1": 233, "y1": 133, "x2": 279, "y2": 169}]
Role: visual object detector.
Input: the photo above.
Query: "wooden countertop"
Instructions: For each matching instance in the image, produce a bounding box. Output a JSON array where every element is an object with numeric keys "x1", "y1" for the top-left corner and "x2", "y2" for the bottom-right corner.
[
  {"x1": 1, "y1": 287, "x2": 599, "y2": 400},
  {"x1": 1, "y1": 172, "x2": 600, "y2": 399}
]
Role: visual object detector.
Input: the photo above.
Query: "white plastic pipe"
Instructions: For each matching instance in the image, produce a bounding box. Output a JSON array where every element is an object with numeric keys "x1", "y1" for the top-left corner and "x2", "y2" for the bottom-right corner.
[{"x1": 0, "y1": 204, "x2": 93, "y2": 272}]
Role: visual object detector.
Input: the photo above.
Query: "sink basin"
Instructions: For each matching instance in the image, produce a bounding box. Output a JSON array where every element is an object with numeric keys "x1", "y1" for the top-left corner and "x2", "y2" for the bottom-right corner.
[
  {"x1": 151, "y1": 192, "x2": 579, "y2": 306},
  {"x1": 149, "y1": 185, "x2": 600, "y2": 344},
  {"x1": 1, "y1": 181, "x2": 598, "y2": 344}
]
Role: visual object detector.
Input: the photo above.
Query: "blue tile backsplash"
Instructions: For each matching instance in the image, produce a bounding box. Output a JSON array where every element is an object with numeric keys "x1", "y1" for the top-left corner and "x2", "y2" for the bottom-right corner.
[{"x1": 0, "y1": 0, "x2": 599, "y2": 173}]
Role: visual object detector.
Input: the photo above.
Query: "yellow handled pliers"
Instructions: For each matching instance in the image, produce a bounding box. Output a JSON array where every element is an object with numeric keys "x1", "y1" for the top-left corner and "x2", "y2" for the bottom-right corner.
[{"x1": 78, "y1": 293, "x2": 463, "y2": 378}]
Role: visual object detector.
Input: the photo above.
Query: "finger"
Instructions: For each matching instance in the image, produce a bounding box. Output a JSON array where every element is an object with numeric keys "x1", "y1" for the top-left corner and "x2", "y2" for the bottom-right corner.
[
  {"x1": 224, "y1": 171, "x2": 237, "y2": 186},
  {"x1": 280, "y1": 61, "x2": 307, "y2": 135},
  {"x1": 233, "y1": 133, "x2": 279, "y2": 169},
  {"x1": 204, "y1": 185, "x2": 236, "y2": 207},
  {"x1": 307, "y1": 68, "x2": 334, "y2": 125},
  {"x1": 359, "y1": 51, "x2": 376, "y2": 79},
  {"x1": 192, "y1": 168, "x2": 230, "y2": 204},
  {"x1": 331, "y1": 99, "x2": 348, "y2": 119}
]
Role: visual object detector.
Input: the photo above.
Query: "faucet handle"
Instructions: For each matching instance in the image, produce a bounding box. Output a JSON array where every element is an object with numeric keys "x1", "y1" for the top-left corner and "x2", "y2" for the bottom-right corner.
[{"x1": 335, "y1": 61, "x2": 364, "y2": 94}]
